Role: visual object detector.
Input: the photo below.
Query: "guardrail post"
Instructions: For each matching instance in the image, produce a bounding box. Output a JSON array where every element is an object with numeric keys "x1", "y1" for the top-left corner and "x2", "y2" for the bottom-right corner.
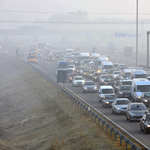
[
  {"x1": 115, "y1": 131, "x2": 118, "y2": 141},
  {"x1": 95, "y1": 115, "x2": 97, "y2": 123},
  {"x1": 120, "y1": 135, "x2": 123, "y2": 146},
  {"x1": 91, "y1": 112, "x2": 94, "y2": 121},
  {"x1": 98, "y1": 117, "x2": 101, "y2": 126},
  {"x1": 110, "y1": 127, "x2": 113, "y2": 137},
  {"x1": 102, "y1": 120, "x2": 105, "y2": 130},
  {"x1": 125, "y1": 140, "x2": 129, "y2": 150},
  {"x1": 106, "y1": 124, "x2": 109, "y2": 133}
]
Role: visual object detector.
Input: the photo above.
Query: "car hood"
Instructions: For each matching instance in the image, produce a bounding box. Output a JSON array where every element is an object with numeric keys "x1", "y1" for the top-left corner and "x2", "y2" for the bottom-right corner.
[
  {"x1": 130, "y1": 110, "x2": 147, "y2": 115},
  {"x1": 84, "y1": 85, "x2": 96, "y2": 88}
]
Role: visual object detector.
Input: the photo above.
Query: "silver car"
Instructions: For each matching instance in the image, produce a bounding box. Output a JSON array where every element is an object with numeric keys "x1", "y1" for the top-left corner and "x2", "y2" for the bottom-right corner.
[
  {"x1": 126, "y1": 103, "x2": 147, "y2": 122},
  {"x1": 82, "y1": 81, "x2": 98, "y2": 93},
  {"x1": 112, "y1": 98, "x2": 130, "y2": 115}
]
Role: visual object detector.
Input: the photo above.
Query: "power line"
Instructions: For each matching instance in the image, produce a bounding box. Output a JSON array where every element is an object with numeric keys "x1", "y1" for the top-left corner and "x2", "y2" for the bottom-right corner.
[{"x1": 0, "y1": 10, "x2": 150, "y2": 15}]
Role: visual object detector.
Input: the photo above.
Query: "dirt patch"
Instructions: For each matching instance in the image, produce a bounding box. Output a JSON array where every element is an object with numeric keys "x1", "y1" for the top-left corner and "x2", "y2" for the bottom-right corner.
[{"x1": 0, "y1": 56, "x2": 123, "y2": 150}]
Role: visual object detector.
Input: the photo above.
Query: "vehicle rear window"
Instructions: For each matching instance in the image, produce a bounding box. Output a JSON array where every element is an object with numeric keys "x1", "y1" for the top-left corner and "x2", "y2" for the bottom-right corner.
[
  {"x1": 85, "y1": 82, "x2": 95, "y2": 85},
  {"x1": 120, "y1": 86, "x2": 131, "y2": 90},
  {"x1": 116, "y1": 100, "x2": 129, "y2": 105},
  {"x1": 131, "y1": 104, "x2": 147, "y2": 110},
  {"x1": 102, "y1": 89, "x2": 113, "y2": 94}
]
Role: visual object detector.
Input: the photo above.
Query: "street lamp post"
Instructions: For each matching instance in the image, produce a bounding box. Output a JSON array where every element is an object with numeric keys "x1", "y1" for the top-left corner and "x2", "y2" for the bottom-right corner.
[{"x1": 136, "y1": 0, "x2": 138, "y2": 67}]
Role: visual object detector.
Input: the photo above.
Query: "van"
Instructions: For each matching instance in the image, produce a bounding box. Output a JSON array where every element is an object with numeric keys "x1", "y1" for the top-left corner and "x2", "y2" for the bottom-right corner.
[
  {"x1": 129, "y1": 69, "x2": 147, "y2": 79},
  {"x1": 131, "y1": 78, "x2": 150, "y2": 102},
  {"x1": 98, "y1": 86, "x2": 115, "y2": 102},
  {"x1": 101, "y1": 61, "x2": 113, "y2": 72}
]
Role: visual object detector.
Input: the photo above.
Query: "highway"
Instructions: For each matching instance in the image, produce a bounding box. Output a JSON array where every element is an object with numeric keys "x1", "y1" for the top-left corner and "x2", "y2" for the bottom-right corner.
[
  {"x1": 35, "y1": 49, "x2": 150, "y2": 148},
  {"x1": 6, "y1": 44, "x2": 150, "y2": 148}
]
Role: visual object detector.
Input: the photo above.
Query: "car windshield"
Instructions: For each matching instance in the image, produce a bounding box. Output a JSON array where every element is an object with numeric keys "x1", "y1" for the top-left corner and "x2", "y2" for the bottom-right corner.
[
  {"x1": 105, "y1": 78, "x2": 114, "y2": 82},
  {"x1": 131, "y1": 104, "x2": 147, "y2": 111},
  {"x1": 104, "y1": 65, "x2": 113, "y2": 69},
  {"x1": 85, "y1": 82, "x2": 95, "y2": 85},
  {"x1": 67, "y1": 70, "x2": 73, "y2": 73},
  {"x1": 101, "y1": 75, "x2": 109, "y2": 78},
  {"x1": 102, "y1": 89, "x2": 113, "y2": 94},
  {"x1": 75, "y1": 77, "x2": 83, "y2": 80},
  {"x1": 146, "y1": 115, "x2": 150, "y2": 122},
  {"x1": 124, "y1": 73, "x2": 131, "y2": 77},
  {"x1": 122, "y1": 81, "x2": 132, "y2": 85},
  {"x1": 120, "y1": 86, "x2": 131, "y2": 90},
  {"x1": 116, "y1": 100, "x2": 129, "y2": 105},
  {"x1": 135, "y1": 74, "x2": 146, "y2": 78},
  {"x1": 137, "y1": 85, "x2": 150, "y2": 92},
  {"x1": 105, "y1": 95, "x2": 115, "y2": 99},
  {"x1": 94, "y1": 73, "x2": 101, "y2": 76},
  {"x1": 114, "y1": 72, "x2": 120, "y2": 74},
  {"x1": 144, "y1": 93, "x2": 150, "y2": 98},
  {"x1": 68, "y1": 66, "x2": 75, "y2": 68}
]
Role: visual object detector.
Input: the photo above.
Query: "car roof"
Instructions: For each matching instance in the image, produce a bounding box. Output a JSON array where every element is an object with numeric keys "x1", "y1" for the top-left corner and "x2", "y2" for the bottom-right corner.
[
  {"x1": 100, "y1": 86, "x2": 113, "y2": 89},
  {"x1": 116, "y1": 98, "x2": 129, "y2": 101}
]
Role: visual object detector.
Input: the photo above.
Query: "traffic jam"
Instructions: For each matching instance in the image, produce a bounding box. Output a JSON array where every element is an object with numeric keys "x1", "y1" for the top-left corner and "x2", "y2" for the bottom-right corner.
[{"x1": 52, "y1": 48, "x2": 150, "y2": 134}]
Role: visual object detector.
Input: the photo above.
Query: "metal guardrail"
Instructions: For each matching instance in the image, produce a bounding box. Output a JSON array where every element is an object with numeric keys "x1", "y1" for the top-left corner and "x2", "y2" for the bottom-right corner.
[{"x1": 31, "y1": 64, "x2": 149, "y2": 150}]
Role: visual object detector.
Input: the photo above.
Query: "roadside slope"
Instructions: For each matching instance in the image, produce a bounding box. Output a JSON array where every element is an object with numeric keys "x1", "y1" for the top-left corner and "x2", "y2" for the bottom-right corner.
[{"x1": 0, "y1": 56, "x2": 122, "y2": 150}]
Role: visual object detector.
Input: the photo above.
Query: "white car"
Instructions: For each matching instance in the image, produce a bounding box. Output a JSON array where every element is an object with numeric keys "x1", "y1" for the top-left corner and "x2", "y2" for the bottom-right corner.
[
  {"x1": 112, "y1": 71, "x2": 121, "y2": 80},
  {"x1": 68, "y1": 65, "x2": 76, "y2": 71},
  {"x1": 72, "y1": 76, "x2": 85, "y2": 87},
  {"x1": 112, "y1": 98, "x2": 130, "y2": 115}
]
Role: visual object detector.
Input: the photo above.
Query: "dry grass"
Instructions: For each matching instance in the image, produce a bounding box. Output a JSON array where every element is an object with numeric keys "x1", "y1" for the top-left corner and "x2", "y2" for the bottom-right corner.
[{"x1": 0, "y1": 56, "x2": 123, "y2": 150}]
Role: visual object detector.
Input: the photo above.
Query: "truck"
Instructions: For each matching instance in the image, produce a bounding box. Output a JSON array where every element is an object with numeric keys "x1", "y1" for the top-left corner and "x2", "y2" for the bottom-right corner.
[
  {"x1": 124, "y1": 46, "x2": 133, "y2": 57},
  {"x1": 76, "y1": 53, "x2": 91, "y2": 66},
  {"x1": 101, "y1": 61, "x2": 113, "y2": 73},
  {"x1": 93, "y1": 56, "x2": 109, "y2": 71}
]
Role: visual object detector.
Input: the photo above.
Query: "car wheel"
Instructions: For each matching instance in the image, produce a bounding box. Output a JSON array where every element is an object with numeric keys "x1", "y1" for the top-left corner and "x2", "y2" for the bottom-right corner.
[
  {"x1": 144, "y1": 127, "x2": 148, "y2": 134},
  {"x1": 126, "y1": 114, "x2": 129, "y2": 120},
  {"x1": 140, "y1": 124, "x2": 142, "y2": 131},
  {"x1": 114, "y1": 110, "x2": 117, "y2": 115},
  {"x1": 102, "y1": 103, "x2": 104, "y2": 107},
  {"x1": 112, "y1": 109, "x2": 114, "y2": 113},
  {"x1": 129, "y1": 116, "x2": 132, "y2": 122}
]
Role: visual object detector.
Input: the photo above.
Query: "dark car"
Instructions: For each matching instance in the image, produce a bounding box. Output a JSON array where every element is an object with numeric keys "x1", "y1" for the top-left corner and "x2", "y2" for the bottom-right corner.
[
  {"x1": 92, "y1": 72, "x2": 101, "y2": 82},
  {"x1": 140, "y1": 111, "x2": 150, "y2": 134},
  {"x1": 117, "y1": 85, "x2": 131, "y2": 98},
  {"x1": 87, "y1": 70, "x2": 95, "y2": 79},
  {"x1": 47, "y1": 55, "x2": 54, "y2": 61},
  {"x1": 126, "y1": 103, "x2": 147, "y2": 122},
  {"x1": 107, "y1": 69, "x2": 118, "y2": 77},
  {"x1": 82, "y1": 81, "x2": 98, "y2": 93},
  {"x1": 67, "y1": 73, "x2": 79, "y2": 83},
  {"x1": 103, "y1": 78, "x2": 115, "y2": 87},
  {"x1": 102, "y1": 94, "x2": 116, "y2": 108},
  {"x1": 99, "y1": 74, "x2": 110, "y2": 85},
  {"x1": 141, "y1": 92, "x2": 150, "y2": 107}
]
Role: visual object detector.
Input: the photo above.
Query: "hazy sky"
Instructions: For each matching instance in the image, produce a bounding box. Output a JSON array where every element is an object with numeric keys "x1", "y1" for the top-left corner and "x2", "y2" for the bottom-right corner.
[{"x1": 0, "y1": 0, "x2": 150, "y2": 21}]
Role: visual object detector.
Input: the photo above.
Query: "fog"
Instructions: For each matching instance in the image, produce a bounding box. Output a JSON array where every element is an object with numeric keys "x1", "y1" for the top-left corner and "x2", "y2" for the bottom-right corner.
[{"x1": 0, "y1": 0, "x2": 150, "y2": 49}]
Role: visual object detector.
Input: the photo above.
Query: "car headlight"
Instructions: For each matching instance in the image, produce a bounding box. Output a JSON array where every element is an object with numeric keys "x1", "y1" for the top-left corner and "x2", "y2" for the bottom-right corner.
[
  {"x1": 95, "y1": 77, "x2": 97, "y2": 79},
  {"x1": 105, "y1": 83, "x2": 108, "y2": 85},
  {"x1": 117, "y1": 107, "x2": 121, "y2": 109},
  {"x1": 144, "y1": 99, "x2": 148, "y2": 102},
  {"x1": 130, "y1": 112, "x2": 135, "y2": 116},
  {"x1": 94, "y1": 86, "x2": 97, "y2": 89},
  {"x1": 119, "y1": 92, "x2": 123, "y2": 94},
  {"x1": 105, "y1": 101, "x2": 109, "y2": 104},
  {"x1": 82, "y1": 80, "x2": 85, "y2": 83},
  {"x1": 137, "y1": 96, "x2": 141, "y2": 99},
  {"x1": 74, "y1": 81, "x2": 77, "y2": 83},
  {"x1": 147, "y1": 125, "x2": 150, "y2": 127},
  {"x1": 101, "y1": 80, "x2": 104, "y2": 82},
  {"x1": 84, "y1": 87, "x2": 87, "y2": 89}
]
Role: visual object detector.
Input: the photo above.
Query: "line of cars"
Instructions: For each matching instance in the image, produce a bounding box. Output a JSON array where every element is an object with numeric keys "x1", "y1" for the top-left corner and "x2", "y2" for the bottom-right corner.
[{"x1": 55, "y1": 50, "x2": 150, "y2": 134}]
